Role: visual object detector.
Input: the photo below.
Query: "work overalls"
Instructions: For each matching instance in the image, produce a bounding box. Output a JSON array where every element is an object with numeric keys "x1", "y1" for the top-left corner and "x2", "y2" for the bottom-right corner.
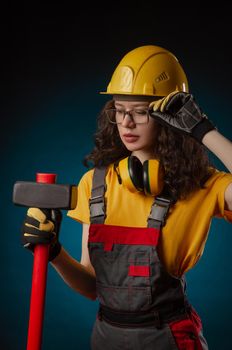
[{"x1": 88, "y1": 167, "x2": 209, "y2": 350}]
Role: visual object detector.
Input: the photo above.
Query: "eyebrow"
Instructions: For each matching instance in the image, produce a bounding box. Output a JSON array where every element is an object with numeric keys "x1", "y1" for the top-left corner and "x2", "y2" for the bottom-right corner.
[{"x1": 114, "y1": 102, "x2": 149, "y2": 108}]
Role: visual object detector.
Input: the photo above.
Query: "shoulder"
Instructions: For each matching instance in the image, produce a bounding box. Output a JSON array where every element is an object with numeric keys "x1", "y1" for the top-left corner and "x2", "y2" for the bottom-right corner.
[
  {"x1": 176, "y1": 168, "x2": 232, "y2": 209},
  {"x1": 79, "y1": 168, "x2": 95, "y2": 182},
  {"x1": 79, "y1": 164, "x2": 115, "y2": 187},
  {"x1": 204, "y1": 168, "x2": 232, "y2": 190}
]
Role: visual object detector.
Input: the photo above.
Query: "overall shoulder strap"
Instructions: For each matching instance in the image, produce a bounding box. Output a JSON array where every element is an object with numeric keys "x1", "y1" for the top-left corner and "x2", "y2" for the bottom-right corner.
[
  {"x1": 147, "y1": 196, "x2": 173, "y2": 229},
  {"x1": 89, "y1": 166, "x2": 108, "y2": 224}
]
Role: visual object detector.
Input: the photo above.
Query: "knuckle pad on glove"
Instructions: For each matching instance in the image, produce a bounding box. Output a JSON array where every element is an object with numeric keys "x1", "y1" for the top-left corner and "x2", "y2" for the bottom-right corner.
[
  {"x1": 39, "y1": 221, "x2": 54, "y2": 232},
  {"x1": 149, "y1": 98, "x2": 165, "y2": 112},
  {"x1": 27, "y1": 208, "x2": 47, "y2": 223}
]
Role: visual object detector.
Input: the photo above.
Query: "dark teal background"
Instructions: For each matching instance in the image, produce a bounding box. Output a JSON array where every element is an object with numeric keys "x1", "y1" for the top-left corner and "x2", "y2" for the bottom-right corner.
[{"x1": 1, "y1": 3, "x2": 232, "y2": 349}]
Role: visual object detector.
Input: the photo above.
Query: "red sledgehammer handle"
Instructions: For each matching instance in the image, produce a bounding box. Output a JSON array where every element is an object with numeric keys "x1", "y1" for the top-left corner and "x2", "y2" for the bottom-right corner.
[{"x1": 27, "y1": 173, "x2": 57, "y2": 350}]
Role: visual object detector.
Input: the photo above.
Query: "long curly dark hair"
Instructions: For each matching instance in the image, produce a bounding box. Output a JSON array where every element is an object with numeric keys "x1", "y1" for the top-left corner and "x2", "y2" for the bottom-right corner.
[{"x1": 84, "y1": 100, "x2": 216, "y2": 202}]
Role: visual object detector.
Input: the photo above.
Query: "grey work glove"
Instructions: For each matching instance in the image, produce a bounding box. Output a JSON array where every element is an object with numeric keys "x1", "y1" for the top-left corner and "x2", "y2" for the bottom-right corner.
[
  {"x1": 149, "y1": 91, "x2": 216, "y2": 143},
  {"x1": 22, "y1": 208, "x2": 62, "y2": 261}
]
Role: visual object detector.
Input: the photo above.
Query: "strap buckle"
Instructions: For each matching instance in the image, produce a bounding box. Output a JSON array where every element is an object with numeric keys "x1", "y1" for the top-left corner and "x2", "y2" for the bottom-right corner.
[
  {"x1": 89, "y1": 202, "x2": 105, "y2": 218},
  {"x1": 89, "y1": 184, "x2": 107, "y2": 220},
  {"x1": 89, "y1": 195, "x2": 105, "y2": 218},
  {"x1": 148, "y1": 196, "x2": 172, "y2": 227}
]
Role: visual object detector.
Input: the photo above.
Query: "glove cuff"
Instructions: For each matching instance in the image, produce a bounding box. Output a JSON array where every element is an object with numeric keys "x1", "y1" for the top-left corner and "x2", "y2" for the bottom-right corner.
[
  {"x1": 192, "y1": 117, "x2": 216, "y2": 143},
  {"x1": 49, "y1": 240, "x2": 62, "y2": 261}
]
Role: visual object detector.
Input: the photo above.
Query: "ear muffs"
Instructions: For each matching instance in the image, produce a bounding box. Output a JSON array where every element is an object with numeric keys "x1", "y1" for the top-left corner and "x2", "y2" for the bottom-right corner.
[
  {"x1": 143, "y1": 159, "x2": 164, "y2": 196},
  {"x1": 118, "y1": 156, "x2": 144, "y2": 193},
  {"x1": 117, "y1": 156, "x2": 164, "y2": 196}
]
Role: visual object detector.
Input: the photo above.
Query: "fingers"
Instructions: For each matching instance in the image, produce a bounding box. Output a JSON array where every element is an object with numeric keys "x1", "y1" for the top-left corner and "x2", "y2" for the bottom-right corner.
[
  {"x1": 26, "y1": 208, "x2": 54, "y2": 232},
  {"x1": 160, "y1": 91, "x2": 180, "y2": 112},
  {"x1": 149, "y1": 91, "x2": 180, "y2": 112},
  {"x1": 22, "y1": 207, "x2": 63, "y2": 260},
  {"x1": 22, "y1": 226, "x2": 55, "y2": 244},
  {"x1": 27, "y1": 208, "x2": 48, "y2": 223},
  {"x1": 22, "y1": 208, "x2": 62, "y2": 250},
  {"x1": 150, "y1": 110, "x2": 175, "y2": 129},
  {"x1": 149, "y1": 98, "x2": 165, "y2": 112},
  {"x1": 165, "y1": 92, "x2": 191, "y2": 115},
  {"x1": 22, "y1": 207, "x2": 56, "y2": 248}
]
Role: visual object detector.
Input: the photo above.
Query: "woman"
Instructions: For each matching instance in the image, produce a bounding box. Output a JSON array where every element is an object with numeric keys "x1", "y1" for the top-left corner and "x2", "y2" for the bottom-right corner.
[{"x1": 22, "y1": 45, "x2": 232, "y2": 349}]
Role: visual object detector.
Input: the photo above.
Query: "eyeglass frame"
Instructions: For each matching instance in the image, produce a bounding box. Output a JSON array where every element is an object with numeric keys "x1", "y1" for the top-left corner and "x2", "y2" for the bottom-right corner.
[{"x1": 105, "y1": 108, "x2": 151, "y2": 125}]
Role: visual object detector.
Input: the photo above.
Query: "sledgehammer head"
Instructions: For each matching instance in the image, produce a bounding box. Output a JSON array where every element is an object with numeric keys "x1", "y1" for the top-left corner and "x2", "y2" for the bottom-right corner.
[{"x1": 13, "y1": 182, "x2": 77, "y2": 209}]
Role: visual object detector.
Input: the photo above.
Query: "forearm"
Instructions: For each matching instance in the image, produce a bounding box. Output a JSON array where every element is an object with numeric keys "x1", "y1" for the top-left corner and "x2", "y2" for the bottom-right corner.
[
  {"x1": 202, "y1": 129, "x2": 232, "y2": 173},
  {"x1": 51, "y1": 247, "x2": 97, "y2": 300}
]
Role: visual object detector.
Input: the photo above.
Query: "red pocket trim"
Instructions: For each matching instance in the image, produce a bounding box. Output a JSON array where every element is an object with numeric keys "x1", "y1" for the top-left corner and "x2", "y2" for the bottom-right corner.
[
  {"x1": 104, "y1": 242, "x2": 114, "y2": 251},
  {"x1": 128, "y1": 265, "x2": 150, "y2": 277}
]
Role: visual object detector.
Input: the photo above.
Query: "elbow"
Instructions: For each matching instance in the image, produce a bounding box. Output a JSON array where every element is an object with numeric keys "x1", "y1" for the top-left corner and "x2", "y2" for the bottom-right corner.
[
  {"x1": 86, "y1": 290, "x2": 97, "y2": 301},
  {"x1": 89, "y1": 293, "x2": 97, "y2": 301},
  {"x1": 77, "y1": 286, "x2": 97, "y2": 301}
]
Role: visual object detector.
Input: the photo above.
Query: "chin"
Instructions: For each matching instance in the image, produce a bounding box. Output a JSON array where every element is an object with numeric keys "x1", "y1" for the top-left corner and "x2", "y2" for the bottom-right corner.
[{"x1": 124, "y1": 143, "x2": 143, "y2": 152}]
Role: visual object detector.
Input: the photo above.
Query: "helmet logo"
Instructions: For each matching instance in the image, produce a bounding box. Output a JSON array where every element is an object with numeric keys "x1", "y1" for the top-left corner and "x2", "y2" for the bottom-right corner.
[
  {"x1": 155, "y1": 71, "x2": 169, "y2": 83},
  {"x1": 118, "y1": 66, "x2": 133, "y2": 92}
]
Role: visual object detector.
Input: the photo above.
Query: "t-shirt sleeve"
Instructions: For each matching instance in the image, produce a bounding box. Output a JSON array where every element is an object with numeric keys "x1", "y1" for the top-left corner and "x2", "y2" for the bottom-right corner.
[
  {"x1": 67, "y1": 169, "x2": 94, "y2": 224},
  {"x1": 214, "y1": 172, "x2": 232, "y2": 223}
]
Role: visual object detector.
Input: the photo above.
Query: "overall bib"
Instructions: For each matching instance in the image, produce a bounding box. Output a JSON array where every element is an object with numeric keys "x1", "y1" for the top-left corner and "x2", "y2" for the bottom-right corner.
[{"x1": 88, "y1": 167, "x2": 208, "y2": 350}]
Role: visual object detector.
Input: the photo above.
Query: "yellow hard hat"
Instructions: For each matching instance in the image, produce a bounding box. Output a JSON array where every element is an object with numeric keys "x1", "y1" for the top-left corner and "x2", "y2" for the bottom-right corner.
[{"x1": 100, "y1": 45, "x2": 189, "y2": 97}]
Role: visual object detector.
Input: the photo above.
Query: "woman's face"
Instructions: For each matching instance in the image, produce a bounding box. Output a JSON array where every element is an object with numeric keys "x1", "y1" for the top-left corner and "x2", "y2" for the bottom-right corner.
[{"x1": 114, "y1": 99, "x2": 158, "y2": 157}]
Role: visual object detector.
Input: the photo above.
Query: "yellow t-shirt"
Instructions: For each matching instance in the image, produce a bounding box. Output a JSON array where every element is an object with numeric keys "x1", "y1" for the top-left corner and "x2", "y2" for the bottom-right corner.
[{"x1": 67, "y1": 164, "x2": 232, "y2": 277}]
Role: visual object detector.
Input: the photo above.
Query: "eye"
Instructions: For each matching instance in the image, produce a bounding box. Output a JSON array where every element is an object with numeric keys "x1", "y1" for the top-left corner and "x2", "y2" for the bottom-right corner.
[
  {"x1": 134, "y1": 109, "x2": 147, "y2": 115},
  {"x1": 115, "y1": 109, "x2": 125, "y2": 115}
]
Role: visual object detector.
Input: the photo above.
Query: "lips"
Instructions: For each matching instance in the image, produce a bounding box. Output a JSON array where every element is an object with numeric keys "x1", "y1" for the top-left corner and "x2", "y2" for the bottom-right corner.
[
  {"x1": 123, "y1": 134, "x2": 139, "y2": 143},
  {"x1": 123, "y1": 133, "x2": 138, "y2": 137}
]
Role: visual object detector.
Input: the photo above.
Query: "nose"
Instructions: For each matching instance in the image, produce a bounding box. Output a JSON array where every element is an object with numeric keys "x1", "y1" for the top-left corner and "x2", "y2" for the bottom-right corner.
[{"x1": 121, "y1": 112, "x2": 136, "y2": 128}]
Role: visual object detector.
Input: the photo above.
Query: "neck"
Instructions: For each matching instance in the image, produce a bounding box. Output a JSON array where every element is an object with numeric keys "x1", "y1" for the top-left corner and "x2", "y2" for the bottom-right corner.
[{"x1": 131, "y1": 150, "x2": 156, "y2": 164}]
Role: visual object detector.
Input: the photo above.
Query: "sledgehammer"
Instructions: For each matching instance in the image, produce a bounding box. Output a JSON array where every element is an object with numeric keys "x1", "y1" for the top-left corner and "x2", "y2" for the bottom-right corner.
[{"x1": 13, "y1": 173, "x2": 77, "y2": 350}]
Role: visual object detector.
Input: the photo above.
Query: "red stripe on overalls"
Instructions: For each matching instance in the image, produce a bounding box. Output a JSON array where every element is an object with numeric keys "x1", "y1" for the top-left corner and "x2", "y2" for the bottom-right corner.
[{"x1": 89, "y1": 224, "x2": 159, "y2": 251}]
